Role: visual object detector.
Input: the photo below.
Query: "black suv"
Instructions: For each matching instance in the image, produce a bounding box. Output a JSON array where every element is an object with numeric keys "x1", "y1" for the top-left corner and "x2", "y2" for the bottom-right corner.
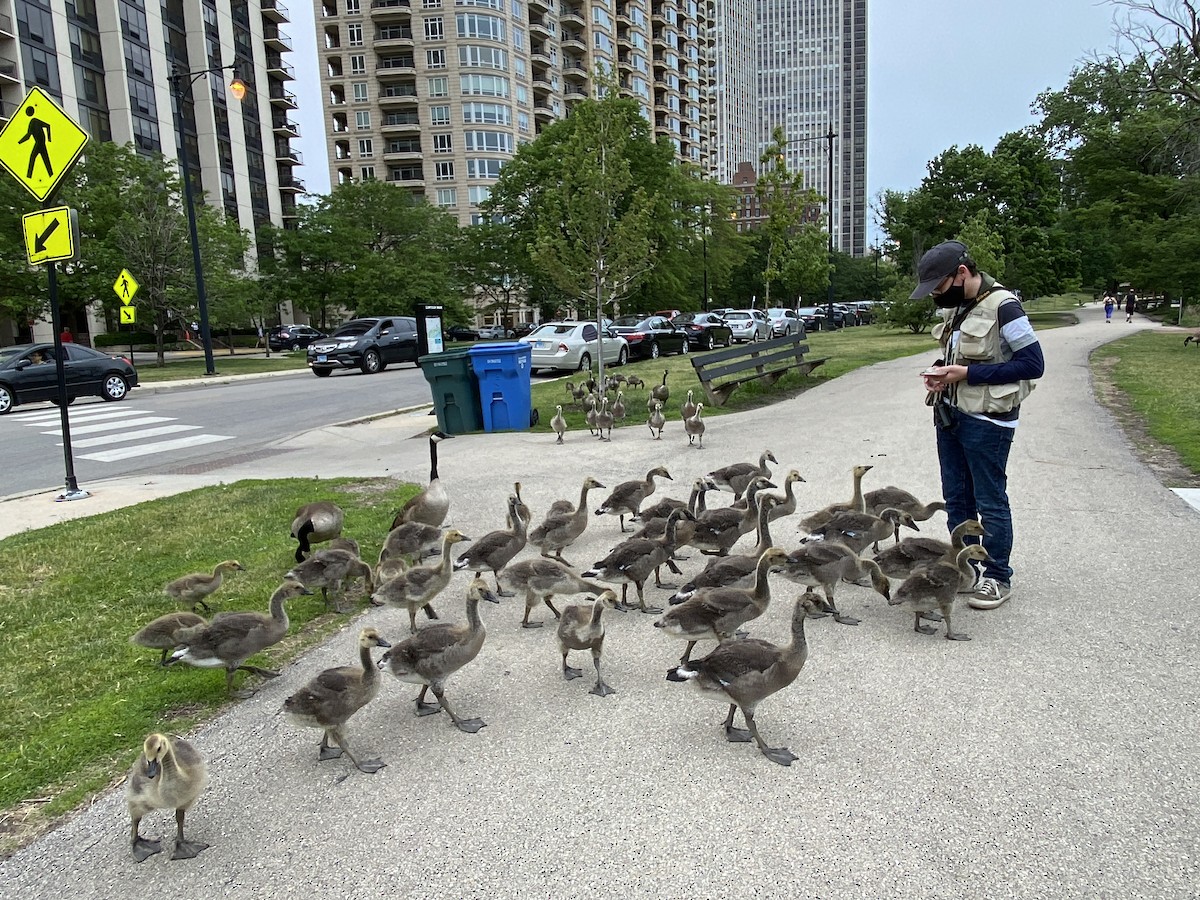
[
  {"x1": 307, "y1": 316, "x2": 419, "y2": 377},
  {"x1": 268, "y1": 324, "x2": 326, "y2": 351}
]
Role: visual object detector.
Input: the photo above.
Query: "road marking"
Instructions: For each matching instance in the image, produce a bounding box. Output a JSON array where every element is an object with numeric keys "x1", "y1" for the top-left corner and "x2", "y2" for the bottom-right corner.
[
  {"x1": 16, "y1": 407, "x2": 140, "y2": 424},
  {"x1": 65, "y1": 424, "x2": 201, "y2": 448},
  {"x1": 78, "y1": 433, "x2": 233, "y2": 462},
  {"x1": 43, "y1": 415, "x2": 173, "y2": 435}
]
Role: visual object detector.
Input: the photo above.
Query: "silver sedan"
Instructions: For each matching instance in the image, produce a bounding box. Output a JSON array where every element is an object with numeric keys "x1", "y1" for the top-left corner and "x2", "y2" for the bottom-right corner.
[{"x1": 520, "y1": 321, "x2": 629, "y2": 373}]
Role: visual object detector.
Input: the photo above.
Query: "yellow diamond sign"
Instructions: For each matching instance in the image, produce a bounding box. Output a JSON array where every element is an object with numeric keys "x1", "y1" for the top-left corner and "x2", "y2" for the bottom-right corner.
[
  {"x1": 114, "y1": 269, "x2": 139, "y2": 305},
  {"x1": 21, "y1": 206, "x2": 78, "y2": 265},
  {"x1": 0, "y1": 87, "x2": 90, "y2": 201}
]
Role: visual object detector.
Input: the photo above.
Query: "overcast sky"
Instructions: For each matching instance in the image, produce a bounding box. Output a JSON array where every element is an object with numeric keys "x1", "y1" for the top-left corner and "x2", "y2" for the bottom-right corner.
[{"x1": 288, "y1": 0, "x2": 1126, "y2": 232}]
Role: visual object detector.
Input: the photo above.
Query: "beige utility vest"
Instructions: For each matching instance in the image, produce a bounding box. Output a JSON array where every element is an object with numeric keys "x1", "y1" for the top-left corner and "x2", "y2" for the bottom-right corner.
[{"x1": 932, "y1": 290, "x2": 1036, "y2": 416}]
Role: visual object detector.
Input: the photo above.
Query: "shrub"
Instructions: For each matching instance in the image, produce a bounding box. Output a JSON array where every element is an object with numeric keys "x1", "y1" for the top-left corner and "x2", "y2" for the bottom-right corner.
[{"x1": 880, "y1": 295, "x2": 938, "y2": 334}]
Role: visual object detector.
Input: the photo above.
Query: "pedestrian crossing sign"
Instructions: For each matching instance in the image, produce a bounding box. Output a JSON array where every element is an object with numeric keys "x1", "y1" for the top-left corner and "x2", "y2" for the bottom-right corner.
[
  {"x1": 114, "y1": 269, "x2": 139, "y2": 305},
  {"x1": 0, "y1": 86, "x2": 90, "y2": 201}
]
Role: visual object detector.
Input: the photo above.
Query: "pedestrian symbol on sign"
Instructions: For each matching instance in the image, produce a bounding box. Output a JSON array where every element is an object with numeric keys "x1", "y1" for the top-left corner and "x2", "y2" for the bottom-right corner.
[{"x1": 18, "y1": 106, "x2": 53, "y2": 180}]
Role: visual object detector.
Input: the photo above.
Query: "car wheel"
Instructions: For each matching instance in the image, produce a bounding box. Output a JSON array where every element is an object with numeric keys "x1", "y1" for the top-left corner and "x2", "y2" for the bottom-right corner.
[
  {"x1": 703, "y1": 334, "x2": 714, "y2": 351},
  {"x1": 649, "y1": 342, "x2": 660, "y2": 360},
  {"x1": 679, "y1": 340, "x2": 689, "y2": 355},
  {"x1": 312, "y1": 367, "x2": 333, "y2": 378},
  {"x1": 578, "y1": 352, "x2": 591, "y2": 372},
  {"x1": 616, "y1": 347, "x2": 628, "y2": 367},
  {"x1": 101, "y1": 374, "x2": 129, "y2": 402},
  {"x1": 784, "y1": 326, "x2": 793, "y2": 337},
  {"x1": 291, "y1": 342, "x2": 301, "y2": 351},
  {"x1": 361, "y1": 349, "x2": 383, "y2": 374},
  {"x1": 0, "y1": 384, "x2": 12, "y2": 414}
]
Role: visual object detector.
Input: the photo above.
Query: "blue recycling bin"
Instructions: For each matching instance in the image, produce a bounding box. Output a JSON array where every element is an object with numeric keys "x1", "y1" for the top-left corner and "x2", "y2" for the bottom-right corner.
[
  {"x1": 418, "y1": 348, "x2": 482, "y2": 435},
  {"x1": 467, "y1": 341, "x2": 533, "y2": 432}
]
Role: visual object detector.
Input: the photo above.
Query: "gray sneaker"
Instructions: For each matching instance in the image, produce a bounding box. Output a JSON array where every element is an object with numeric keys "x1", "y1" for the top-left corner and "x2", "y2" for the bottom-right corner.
[{"x1": 968, "y1": 577, "x2": 1012, "y2": 610}]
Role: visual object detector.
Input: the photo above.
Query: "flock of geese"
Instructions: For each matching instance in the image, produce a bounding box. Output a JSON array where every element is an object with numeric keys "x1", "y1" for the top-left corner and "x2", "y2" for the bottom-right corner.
[
  {"x1": 551, "y1": 371, "x2": 707, "y2": 446},
  {"x1": 123, "y1": 431, "x2": 988, "y2": 863}
]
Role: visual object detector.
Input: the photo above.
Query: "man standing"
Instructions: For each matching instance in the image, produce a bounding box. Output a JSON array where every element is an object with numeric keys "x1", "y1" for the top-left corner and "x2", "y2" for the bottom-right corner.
[
  {"x1": 1124, "y1": 289, "x2": 1137, "y2": 323},
  {"x1": 912, "y1": 241, "x2": 1045, "y2": 610}
]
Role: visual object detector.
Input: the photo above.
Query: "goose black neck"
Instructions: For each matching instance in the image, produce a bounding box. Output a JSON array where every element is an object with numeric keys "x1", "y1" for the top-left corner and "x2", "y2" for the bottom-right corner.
[{"x1": 429, "y1": 436, "x2": 440, "y2": 482}]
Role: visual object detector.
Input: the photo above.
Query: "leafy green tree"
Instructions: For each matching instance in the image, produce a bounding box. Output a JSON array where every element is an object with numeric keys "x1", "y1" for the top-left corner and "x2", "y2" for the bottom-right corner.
[
  {"x1": 0, "y1": 177, "x2": 46, "y2": 335},
  {"x1": 756, "y1": 126, "x2": 827, "y2": 309}
]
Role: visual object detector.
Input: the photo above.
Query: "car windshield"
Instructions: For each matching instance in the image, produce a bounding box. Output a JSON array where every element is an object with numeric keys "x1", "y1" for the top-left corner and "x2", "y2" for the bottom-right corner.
[
  {"x1": 332, "y1": 321, "x2": 374, "y2": 337},
  {"x1": 529, "y1": 323, "x2": 575, "y2": 337},
  {"x1": 797, "y1": 308, "x2": 822, "y2": 315},
  {"x1": 612, "y1": 316, "x2": 645, "y2": 327},
  {"x1": 724, "y1": 311, "x2": 751, "y2": 321},
  {"x1": 673, "y1": 313, "x2": 700, "y2": 324},
  {"x1": 767, "y1": 309, "x2": 789, "y2": 318},
  {"x1": 0, "y1": 346, "x2": 28, "y2": 365}
]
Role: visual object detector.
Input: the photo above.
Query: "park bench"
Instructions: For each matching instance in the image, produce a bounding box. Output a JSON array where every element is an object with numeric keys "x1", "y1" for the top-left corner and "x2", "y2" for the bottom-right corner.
[{"x1": 690, "y1": 332, "x2": 828, "y2": 407}]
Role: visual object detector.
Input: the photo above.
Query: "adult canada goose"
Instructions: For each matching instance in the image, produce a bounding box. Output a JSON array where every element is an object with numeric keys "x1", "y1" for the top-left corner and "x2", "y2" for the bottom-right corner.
[
  {"x1": 798, "y1": 464, "x2": 873, "y2": 532},
  {"x1": 625, "y1": 374, "x2": 645, "y2": 390},
  {"x1": 163, "y1": 560, "x2": 244, "y2": 613},
  {"x1": 669, "y1": 495, "x2": 778, "y2": 605},
  {"x1": 284, "y1": 627, "x2": 391, "y2": 774},
  {"x1": 765, "y1": 470, "x2": 806, "y2": 522},
  {"x1": 647, "y1": 401, "x2": 666, "y2": 439},
  {"x1": 392, "y1": 431, "x2": 452, "y2": 529},
  {"x1": 379, "y1": 578, "x2": 499, "y2": 733},
  {"x1": 167, "y1": 579, "x2": 312, "y2": 697},
  {"x1": 558, "y1": 590, "x2": 624, "y2": 696},
  {"x1": 595, "y1": 397, "x2": 614, "y2": 441},
  {"x1": 687, "y1": 476, "x2": 775, "y2": 557},
  {"x1": 292, "y1": 502, "x2": 344, "y2": 563},
  {"x1": 651, "y1": 369, "x2": 670, "y2": 404},
  {"x1": 454, "y1": 495, "x2": 527, "y2": 596},
  {"x1": 685, "y1": 402, "x2": 706, "y2": 448},
  {"x1": 666, "y1": 591, "x2": 824, "y2": 766},
  {"x1": 680, "y1": 389, "x2": 697, "y2": 421},
  {"x1": 373, "y1": 529, "x2": 470, "y2": 633},
  {"x1": 378, "y1": 520, "x2": 444, "y2": 569},
  {"x1": 131, "y1": 611, "x2": 207, "y2": 666},
  {"x1": 594, "y1": 465, "x2": 672, "y2": 533},
  {"x1": 126, "y1": 733, "x2": 210, "y2": 862},
  {"x1": 286, "y1": 547, "x2": 374, "y2": 611},
  {"x1": 872, "y1": 520, "x2": 988, "y2": 579},
  {"x1": 504, "y1": 557, "x2": 607, "y2": 628},
  {"x1": 551, "y1": 405, "x2": 568, "y2": 444},
  {"x1": 775, "y1": 540, "x2": 892, "y2": 625},
  {"x1": 507, "y1": 481, "x2": 532, "y2": 529},
  {"x1": 653, "y1": 547, "x2": 789, "y2": 664},
  {"x1": 863, "y1": 486, "x2": 947, "y2": 545},
  {"x1": 529, "y1": 475, "x2": 606, "y2": 566},
  {"x1": 612, "y1": 391, "x2": 627, "y2": 421},
  {"x1": 802, "y1": 507, "x2": 919, "y2": 555},
  {"x1": 707, "y1": 450, "x2": 777, "y2": 499},
  {"x1": 889, "y1": 545, "x2": 991, "y2": 641},
  {"x1": 583, "y1": 508, "x2": 693, "y2": 613}
]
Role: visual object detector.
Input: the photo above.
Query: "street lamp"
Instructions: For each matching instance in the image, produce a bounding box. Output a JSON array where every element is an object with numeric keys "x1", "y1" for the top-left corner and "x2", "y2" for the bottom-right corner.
[
  {"x1": 168, "y1": 62, "x2": 246, "y2": 376},
  {"x1": 782, "y1": 125, "x2": 837, "y2": 324}
]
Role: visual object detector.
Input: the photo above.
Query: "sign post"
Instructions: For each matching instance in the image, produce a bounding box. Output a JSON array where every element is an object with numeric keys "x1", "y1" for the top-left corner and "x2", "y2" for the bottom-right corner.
[{"x1": 0, "y1": 87, "x2": 90, "y2": 501}]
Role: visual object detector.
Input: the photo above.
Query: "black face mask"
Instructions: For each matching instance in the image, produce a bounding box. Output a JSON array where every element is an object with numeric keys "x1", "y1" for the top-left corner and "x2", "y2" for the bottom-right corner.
[{"x1": 932, "y1": 282, "x2": 966, "y2": 308}]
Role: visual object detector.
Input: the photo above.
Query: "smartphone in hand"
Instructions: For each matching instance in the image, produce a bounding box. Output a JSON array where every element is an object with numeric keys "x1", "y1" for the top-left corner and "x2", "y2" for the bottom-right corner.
[{"x1": 920, "y1": 367, "x2": 941, "y2": 376}]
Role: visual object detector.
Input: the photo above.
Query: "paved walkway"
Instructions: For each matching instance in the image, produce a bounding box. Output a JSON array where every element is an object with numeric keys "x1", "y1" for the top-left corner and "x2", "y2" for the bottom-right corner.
[{"x1": 1, "y1": 307, "x2": 1196, "y2": 898}]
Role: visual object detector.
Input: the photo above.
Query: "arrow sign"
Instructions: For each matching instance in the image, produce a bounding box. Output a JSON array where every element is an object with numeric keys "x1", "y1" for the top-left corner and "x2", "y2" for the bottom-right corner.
[{"x1": 33, "y1": 217, "x2": 59, "y2": 253}]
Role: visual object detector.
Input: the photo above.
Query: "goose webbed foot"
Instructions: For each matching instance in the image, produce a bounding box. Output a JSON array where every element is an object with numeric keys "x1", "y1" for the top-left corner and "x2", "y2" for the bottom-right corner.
[
  {"x1": 914, "y1": 623, "x2": 938, "y2": 635},
  {"x1": 919, "y1": 610, "x2": 943, "y2": 622},
  {"x1": 132, "y1": 837, "x2": 162, "y2": 862},
  {"x1": 833, "y1": 612, "x2": 861, "y2": 626},
  {"x1": 589, "y1": 681, "x2": 616, "y2": 697},
  {"x1": 761, "y1": 746, "x2": 799, "y2": 766},
  {"x1": 944, "y1": 630, "x2": 972, "y2": 641},
  {"x1": 563, "y1": 665, "x2": 583, "y2": 680},
  {"x1": 453, "y1": 717, "x2": 487, "y2": 734},
  {"x1": 521, "y1": 620, "x2": 544, "y2": 629},
  {"x1": 724, "y1": 725, "x2": 753, "y2": 743},
  {"x1": 638, "y1": 603, "x2": 663, "y2": 614},
  {"x1": 355, "y1": 758, "x2": 387, "y2": 774},
  {"x1": 497, "y1": 589, "x2": 515, "y2": 598},
  {"x1": 240, "y1": 665, "x2": 281, "y2": 678},
  {"x1": 230, "y1": 688, "x2": 257, "y2": 700},
  {"x1": 318, "y1": 745, "x2": 344, "y2": 761},
  {"x1": 171, "y1": 840, "x2": 210, "y2": 860},
  {"x1": 416, "y1": 701, "x2": 441, "y2": 716}
]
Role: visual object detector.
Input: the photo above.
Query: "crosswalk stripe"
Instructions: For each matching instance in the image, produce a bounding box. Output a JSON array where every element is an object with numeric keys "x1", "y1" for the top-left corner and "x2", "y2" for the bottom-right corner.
[
  {"x1": 66, "y1": 424, "x2": 201, "y2": 448},
  {"x1": 79, "y1": 433, "x2": 233, "y2": 462},
  {"x1": 44, "y1": 416, "x2": 174, "y2": 435},
  {"x1": 18, "y1": 407, "x2": 144, "y2": 425}
]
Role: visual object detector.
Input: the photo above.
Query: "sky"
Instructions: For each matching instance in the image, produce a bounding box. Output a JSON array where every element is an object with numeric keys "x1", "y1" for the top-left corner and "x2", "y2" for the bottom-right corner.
[{"x1": 287, "y1": 0, "x2": 1126, "y2": 229}]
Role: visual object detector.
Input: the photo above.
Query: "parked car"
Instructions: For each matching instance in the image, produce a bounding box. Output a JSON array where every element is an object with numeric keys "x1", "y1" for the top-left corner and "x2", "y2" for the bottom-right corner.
[
  {"x1": 722, "y1": 309, "x2": 772, "y2": 342},
  {"x1": 610, "y1": 314, "x2": 689, "y2": 360},
  {"x1": 519, "y1": 320, "x2": 628, "y2": 373},
  {"x1": 512, "y1": 322, "x2": 537, "y2": 338},
  {"x1": 267, "y1": 324, "x2": 327, "y2": 352},
  {"x1": 0, "y1": 343, "x2": 138, "y2": 415},
  {"x1": 672, "y1": 311, "x2": 733, "y2": 350},
  {"x1": 848, "y1": 300, "x2": 879, "y2": 324},
  {"x1": 653, "y1": 308, "x2": 683, "y2": 321},
  {"x1": 832, "y1": 303, "x2": 861, "y2": 326},
  {"x1": 307, "y1": 316, "x2": 419, "y2": 377},
  {"x1": 445, "y1": 325, "x2": 480, "y2": 342},
  {"x1": 477, "y1": 324, "x2": 515, "y2": 339},
  {"x1": 797, "y1": 306, "x2": 832, "y2": 331},
  {"x1": 765, "y1": 307, "x2": 805, "y2": 337}
]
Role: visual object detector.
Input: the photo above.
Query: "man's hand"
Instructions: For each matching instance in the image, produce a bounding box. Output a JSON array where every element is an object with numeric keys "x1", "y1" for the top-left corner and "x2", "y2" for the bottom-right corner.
[{"x1": 922, "y1": 364, "x2": 968, "y2": 391}]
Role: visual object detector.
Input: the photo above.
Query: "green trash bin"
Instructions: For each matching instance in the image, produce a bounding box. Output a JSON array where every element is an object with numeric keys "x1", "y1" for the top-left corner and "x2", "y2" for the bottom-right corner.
[{"x1": 418, "y1": 349, "x2": 482, "y2": 434}]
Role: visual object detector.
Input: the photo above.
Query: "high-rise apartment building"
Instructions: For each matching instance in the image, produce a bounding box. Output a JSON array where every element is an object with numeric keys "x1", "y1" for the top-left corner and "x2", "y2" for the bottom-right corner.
[
  {"x1": 708, "y1": 0, "x2": 754, "y2": 186},
  {"x1": 0, "y1": 1, "x2": 299, "y2": 251},
  {"x1": 315, "y1": 0, "x2": 710, "y2": 228},
  {"x1": 753, "y1": 0, "x2": 866, "y2": 256}
]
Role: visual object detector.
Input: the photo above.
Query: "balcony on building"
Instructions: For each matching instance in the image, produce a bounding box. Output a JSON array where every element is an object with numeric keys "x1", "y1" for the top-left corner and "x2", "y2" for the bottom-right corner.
[
  {"x1": 385, "y1": 166, "x2": 424, "y2": 187},
  {"x1": 561, "y1": 30, "x2": 585, "y2": 52},
  {"x1": 528, "y1": 15, "x2": 551, "y2": 40},
  {"x1": 264, "y1": 25, "x2": 292, "y2": 53},
  {"x1": 532, "y1": 101, "x2": 554, "y2": 123},
  {"x1": 273, "y1": 115, "x2": 301, "y2": 137},
  {"x1": 375, "y1": 24, "x2": 414, "y2": 49},
  {"x1": 261, "y1": 0, "x2": 290, "y2": 24},
  {"x1": 527, "y1": 0, "x2": 549, "y2": 11},
  {"x1": 378, "y1": 84, "x2": 419, "y2": 106},
  {"x1": 381, "y1": 111, "x2": 421, "y2": 133},
  {"x1": 0, "y1": 59, "x2": 17, "y2": 84},
  {"x1": 266, "y1": 54, "x2": 296, "y2": 81},
  {"x1": 560, "y1": 4, "x2": 584, "y2": 26},
  {"x1": 563, "y1": 57, "x2": 587, "y2": 78},
  {"x1": 376, "y1": 56, "x2": 416, "y2": 78},
  {"x1": 563, "y1": 72, "x2": 587, "y2": 102},
  {"x1": 383, "y1": 144, "x2": 422, "y2": 163},
  {"x1": 371, "y1": 0, "x2": 412, "y2": 20},
  {"x1": 529, "y1": 42, "x2": 553, "y2": 70},
  {"x1": 0, "y1": 12, "x2": 15, "y2": 39},
  {"x1": 276, "y1": 144, "x2": 303, "y2": 166},
  {"x1": 278, "y1": 175, "x2": 306, "y2": 193},
  {"x1": 269, "y1": 85, "x2": 299, "y2": 109}
]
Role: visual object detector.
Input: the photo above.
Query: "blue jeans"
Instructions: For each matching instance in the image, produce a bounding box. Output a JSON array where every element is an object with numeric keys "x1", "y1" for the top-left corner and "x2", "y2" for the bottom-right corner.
[{"x1": 935, "y1": 406, "x2": 1016, "y2": 584}]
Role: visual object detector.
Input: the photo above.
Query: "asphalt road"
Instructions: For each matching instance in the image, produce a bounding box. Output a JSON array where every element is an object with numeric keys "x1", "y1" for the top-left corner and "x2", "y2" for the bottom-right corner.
[{"x1": 1, "y1": 363, "x2": 433, "y2": 496}]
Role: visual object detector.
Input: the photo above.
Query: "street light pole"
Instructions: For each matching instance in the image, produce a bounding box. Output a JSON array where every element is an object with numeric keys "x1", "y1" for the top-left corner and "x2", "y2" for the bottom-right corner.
[
  {"x1": 169, "y1": 64, "x2": 245, "y2": 377},
  {"x1": 780, "y1": 125, "x2": 837, "y2": 323}
]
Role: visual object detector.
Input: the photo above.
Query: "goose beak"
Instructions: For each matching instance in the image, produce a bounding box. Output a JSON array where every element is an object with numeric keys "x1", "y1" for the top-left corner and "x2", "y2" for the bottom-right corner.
[
  {"x1": 299, "y1": 585, "x2": 314, "y2": 595},
  {"x1": 375, "y1": 638, "x2": 392, "y2": 649},
  {"x1": 481, "y1": 589, "x2": 501, "y2": 604},
  {"x1": 145, "y1": 759, "x2": 160, "y2": 779}
]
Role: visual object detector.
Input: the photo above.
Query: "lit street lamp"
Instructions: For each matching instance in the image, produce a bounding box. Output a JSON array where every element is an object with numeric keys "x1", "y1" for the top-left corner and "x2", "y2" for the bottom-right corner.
[{"x1": 168, "y1": 63, "x2": 246, "y2": 377}]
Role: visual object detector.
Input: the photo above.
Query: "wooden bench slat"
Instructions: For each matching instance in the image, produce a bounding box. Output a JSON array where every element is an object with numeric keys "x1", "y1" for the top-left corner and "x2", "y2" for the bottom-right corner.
[
  {"x1": 695, "y1": 346, "x2": 812, "y2": 382},
  {"x1": 687, "y1": 329, "x2": 828, "y2": 407},
  {"x1": 692, "y1": 334, "x2": 811, "y2": 365}
]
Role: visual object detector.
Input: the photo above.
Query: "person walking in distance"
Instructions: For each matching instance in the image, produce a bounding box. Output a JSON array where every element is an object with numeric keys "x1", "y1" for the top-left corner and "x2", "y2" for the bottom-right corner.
[
  {"x1": 1124, "y1": 289, "x2": 1137, "y2": 323},
  {"x1": 1103, "y1": 292, "x2": 1115, "y2": 323},
  {"x1": 912, "y1": 241, "x2": 1045, "y2": 610}
]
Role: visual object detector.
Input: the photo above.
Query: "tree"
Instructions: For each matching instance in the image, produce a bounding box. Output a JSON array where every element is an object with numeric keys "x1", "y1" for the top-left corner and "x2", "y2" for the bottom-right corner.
[
  {"x1": 756, "y1": 126, "x2": 827, "y2": 309},
  {"x1": 0, "y1": 176, "x2": 46, "y2": 335},
  {"x1": 1109, "y1": 0, "x2": 1200, "y2": 107}
]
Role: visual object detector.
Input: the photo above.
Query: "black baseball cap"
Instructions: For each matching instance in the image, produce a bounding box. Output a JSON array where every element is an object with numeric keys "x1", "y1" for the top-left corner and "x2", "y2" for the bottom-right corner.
[{"x1": 910, "y1": 240, "x2": 969, "y2": 299}]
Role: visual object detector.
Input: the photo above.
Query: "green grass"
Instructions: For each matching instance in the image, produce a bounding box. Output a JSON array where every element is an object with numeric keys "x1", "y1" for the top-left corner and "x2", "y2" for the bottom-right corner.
[
  {"x1": 135, "y1": 353, "x2": 309, "y2": 382},
  {"x1": 1091, "y1": 332, "x2": 1200, "y2": 473},
  {"x1": 0, "y1": 477, "x2": 416, "y2": 852}
]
